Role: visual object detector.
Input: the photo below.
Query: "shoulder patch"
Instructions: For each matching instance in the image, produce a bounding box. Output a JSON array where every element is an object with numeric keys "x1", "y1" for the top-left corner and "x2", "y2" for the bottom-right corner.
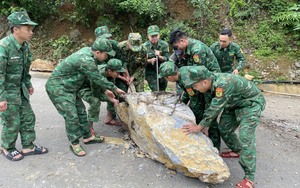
[
  {"x1": 215, "y1": 87, "x2": 223, "y2": 98},
  {"x1": 193, "y1": 53, "x2": 200, "y2": 63},
  {"x1": 186, "y1": 88, "x2": 195, "y2": 96}
]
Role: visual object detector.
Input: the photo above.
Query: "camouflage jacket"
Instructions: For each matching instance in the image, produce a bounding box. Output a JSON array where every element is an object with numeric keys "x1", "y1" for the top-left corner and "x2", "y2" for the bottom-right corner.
[
  {"x1": 143, "y1": 39, "x2": 169, "y2": 72},
  {"x1": 0, "y1": 34, "x2": 32, "y2": 104},
  {"x1": 210, "y1": 42, "x2": 246, "y2": 73},
  {"x1": 185, "y1": 38, "x2": 220, "y2": 72},
  {"x1": 47, "y1": 47, "x2": 116, "y2": 93},
  {"x1": 90, "y1": 64, "x2": 115, "y2": 100},
  {"x1": 200, "y1": 73, "x2": 266, "y2": 127},
  {"x1": 180, "y1": 39, "x2": 221, "y2": 103},
  {"x1": 178, "y1": 66, "x2": 201, "y2": 102},
  {"x1": 118, "y1": 41, "x2": 148, "y2": 79},
  {"x1": 96, "y1": 37, "x2": 121, "y2": 65}
]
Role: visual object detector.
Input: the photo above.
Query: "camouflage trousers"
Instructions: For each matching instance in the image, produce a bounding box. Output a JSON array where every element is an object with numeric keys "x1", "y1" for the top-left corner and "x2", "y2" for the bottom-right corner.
[
  {"x1": 219, "y1": 95, "x2": 265, "y2": 181},
  {"x1": 77, "y1": 87, "x2": 115, "y2": 122},
  {"x1": 189, "y1": 92, "x2": 220, "y2": 150},
  {"x1": 145, "y1": 70, "x2": 167, "y2": 91},
  {"x1": 46, "y1": 86, "x2": 92, "y2": 145},
  {"x1": 0, "y1": 95, "x2": 36, "y2": 151}
]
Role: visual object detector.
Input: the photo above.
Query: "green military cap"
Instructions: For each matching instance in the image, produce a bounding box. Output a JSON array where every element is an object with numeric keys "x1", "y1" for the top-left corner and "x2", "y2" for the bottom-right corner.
[
  {"x1": 7, "y1": 11, "x2": 38, "y2": 26},
  {"x1": 147, "y1": 25, "x2": 159, "y2": 36},
  {"x1": 94, "y1": 26, "x2": 112, "y2": 38},
  {"x1": 128, "y1": 33, "x2": 142, "y2": 52},
  {"x1": 184, "y1": 66, "x2": 212, "y2": 87},
  {"x1": 91, "y1": 38, "x2": 115, "y2": 56},
  {"x1": 107, "y1": 58, "x2": 126, "y2": 72},
  {"x1": 158, "y1": 61, "x2": 178, "y2": 78}
]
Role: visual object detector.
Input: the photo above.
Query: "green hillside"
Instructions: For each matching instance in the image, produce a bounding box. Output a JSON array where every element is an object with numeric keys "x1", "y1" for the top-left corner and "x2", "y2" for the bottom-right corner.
[{"x1": 1, "y1": 0, "x2": 299, "y2": 81}]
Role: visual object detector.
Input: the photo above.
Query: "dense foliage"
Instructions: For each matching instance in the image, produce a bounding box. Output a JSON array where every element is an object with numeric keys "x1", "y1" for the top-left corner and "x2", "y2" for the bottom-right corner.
[
  {"x1": 0, "y1": 0, "x2": 58, "y2": 21},
  {"x1": 1, "y1": 0, "x2": 299, "y2": 63}
]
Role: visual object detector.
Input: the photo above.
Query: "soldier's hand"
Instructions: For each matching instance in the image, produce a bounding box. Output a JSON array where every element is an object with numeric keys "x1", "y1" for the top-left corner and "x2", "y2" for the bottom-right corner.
[
  {"x1": 147, "y1": 58, "x2": 156, "y2": 65},
  {"x1": 0, "y1": 101, "x2": 8, "y2": 112},
  {"x1": 115, "y1": 88, "x2": 126, "y2": 95},
  {"x1": 118, "y1": 75, "x2": 129, "y2": 84},
  {"x1": 109, "y1": 98, "x2": 119, "y2": 108},
  {"x1": 128, "y1": 77, "x2": 134, "y2": 85},
  {"x1": 182, "y1": 123, "x2": 203, "y2": 134},
  {"x1": 28, "y1": 87, "x2": 34, "y2": 95},
  {"x1": 154, "y1": 50, "x2": 160, "y2": 56},
  {"x1": 105, "y1": 90, "x2": 115, "y2": 99},
  {"x1": 202, "y1": 127, "x2": 209, "y2": 137},
  {"x1": 232, "y1": 69, "x2": 239, "y2": 75}
]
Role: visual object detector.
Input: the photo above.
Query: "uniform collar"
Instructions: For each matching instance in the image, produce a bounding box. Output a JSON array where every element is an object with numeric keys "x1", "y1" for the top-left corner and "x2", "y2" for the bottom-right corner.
[
  {"x1": 186, "y1": 38, "x2": 193, "y2": 55},
  {"x1": 219, "y1": 42, "x2": 231, "y2": 51},
  {"x1": 210, "y1": 74, "x2": 217, "y2": 94},
  {"x1": 149, "y1": 40, "x2": 161, "y2": 49},
  {"x1": 9, "y1": 34, "x2": 25, "y2": 51}
]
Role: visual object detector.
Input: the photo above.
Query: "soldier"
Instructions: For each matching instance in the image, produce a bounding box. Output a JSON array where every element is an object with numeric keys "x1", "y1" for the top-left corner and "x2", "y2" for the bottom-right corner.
[
  {"x1": 210, "y1": 29, "x2": 246, "y2": 74},
  {"x1": 168, "y1": 30, "x2": 221, "y2": 149},
  {"x1": 169, "y1": 29, "x2": 220, "y2": 70},
  {"x1": 118, "y1": 33, "x2": 148, "y2": 92},
  {"x1": 169, "y1": 29, "x2": 221, "y2": 97},
  {"x1": 143, "y1": 25, "x2": 169, "y2": 91},
  {"x1": 169, "y1": 47, "x2": 186, "y2": 95},
  {"x1": 46, "y1": 38, "x2": 125, "y2": 157},
  {"x1": 182, "y1": 66, "x2": 265, "y2": 188},
  {"x1": 158, "y1": 61, "x2": 220, "y2": 150},
  {"x1": 78, "y1": 59, "x2": 125, "y2": 136},
  {"x1": 78, "y1": 26, "x2": 121, "y2": 132},
  {"x1": 94, "y1": 59, "x2": 126, "y2": 126},
  {"x1": 95, "y1": 25, "x2": 121, "y2": 61},
  {"x1": 0, "y1": 11, "x2": 48, "y2": 161}
]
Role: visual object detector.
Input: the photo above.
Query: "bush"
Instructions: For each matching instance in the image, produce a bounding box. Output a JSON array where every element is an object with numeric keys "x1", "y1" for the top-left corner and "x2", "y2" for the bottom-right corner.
[
  {"x1": 273, "y1": 4, "x2": 300, "y2": 31},
  {"x1": 0, "y1": 0, "x2": 59, "y2": 23},
  {"x1": 50, "y1": 36, "x2": 72, "y2": 59}
]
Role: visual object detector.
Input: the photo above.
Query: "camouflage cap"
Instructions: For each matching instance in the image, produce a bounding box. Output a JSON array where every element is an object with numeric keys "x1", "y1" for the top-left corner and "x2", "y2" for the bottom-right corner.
[
  {"x1": 158, "y1": 61, "x2": 178, "y2": 78},
  {"x1": 107, "y1": 58, "x2": 126, "y2": 72},
  {"x1": 147, "y1": 25, "x2": 159, "y2": 36},
  {"x1": 92, "y1": 38, "x2": 115, "y2": 56},
  {"x1": 7, "y1": 11, "x2": 38, "y2": 26},
  {"x1": 94, "y1": 26, "x2": 112, "y2": 38},
  {"x1": 128, "y1": 33, "x2": 142, "y2": 52},
  {"x1": 184, "y1": 66, "x2": 212, "y2": 87}
]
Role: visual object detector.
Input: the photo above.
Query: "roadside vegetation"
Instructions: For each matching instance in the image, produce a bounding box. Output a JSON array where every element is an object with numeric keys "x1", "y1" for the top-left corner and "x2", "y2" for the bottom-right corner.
[{"x1": 1, "y1": 0, "x2": 299, "y2": 81}]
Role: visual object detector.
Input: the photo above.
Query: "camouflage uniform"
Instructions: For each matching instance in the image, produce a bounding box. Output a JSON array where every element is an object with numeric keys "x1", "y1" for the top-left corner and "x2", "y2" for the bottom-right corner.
[
  {"x1": 77, "y1": 26, "x2": 119, "y2": 123},
  {"x1": 78, "y1": 26, "x2": 120, "y2": 122},
  {"x1": 88, "y1": 59, "x2": 126, "y2": 121},
  {"x1": 210, "y1": 42, "x2": 246, "y2": 73},
  {"x1": 158, "y1": 61, "x2": 220, "y2": 150},
  {"x1": 181, "y1": 38, "x2": 221, "y2": 149},
  {"x1": 0, "y1": 11, "x2": 39, "y2": 152},
  {"x1": 143, "y1": 25, "x2": 169, "y2": 91},
  {"x1": 95, "y1": 26, "x2": 121, "y2": 62},
  {"x1": 77, "y1": 80, "x2": 101, "y2": 123},
  {"x1": 45, "y1": 38, "x2": 117, "y2": 145},
  {"x1": 169, "y1": 49, "x2": 186, "y2": 95},
  {"x1": 172, "y1": 38, "x2": 221, "y2": 103},
  {"x1": 118, "y1": 33, "x2": 148, "y2": 92},
  {"x1": 185, "y1": 66, "x2": 266, "y2": 182}
]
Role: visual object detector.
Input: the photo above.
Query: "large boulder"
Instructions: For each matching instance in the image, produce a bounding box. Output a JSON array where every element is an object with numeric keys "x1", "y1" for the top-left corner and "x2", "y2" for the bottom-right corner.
[
  {"x1": 116, "y1": 92, "x2": 230, "y2": 184},
  {"x1": 30, "y1": 59, "x2": 55, "y2": 72}
]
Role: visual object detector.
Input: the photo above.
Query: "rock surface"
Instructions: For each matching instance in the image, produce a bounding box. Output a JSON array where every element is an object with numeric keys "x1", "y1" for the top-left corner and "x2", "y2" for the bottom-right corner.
[
  {"x1": 30, "y1": 59, "x2": 55, "y2": 72},
  {"x1": 116, "y1": 92, "x2": 230, "y2": 184}
]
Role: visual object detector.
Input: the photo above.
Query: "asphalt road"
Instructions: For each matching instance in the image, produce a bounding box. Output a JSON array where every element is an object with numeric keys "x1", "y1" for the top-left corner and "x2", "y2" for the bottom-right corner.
[{"x1": 0, "y1": 73, "x2": 299, "y2": 188}]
